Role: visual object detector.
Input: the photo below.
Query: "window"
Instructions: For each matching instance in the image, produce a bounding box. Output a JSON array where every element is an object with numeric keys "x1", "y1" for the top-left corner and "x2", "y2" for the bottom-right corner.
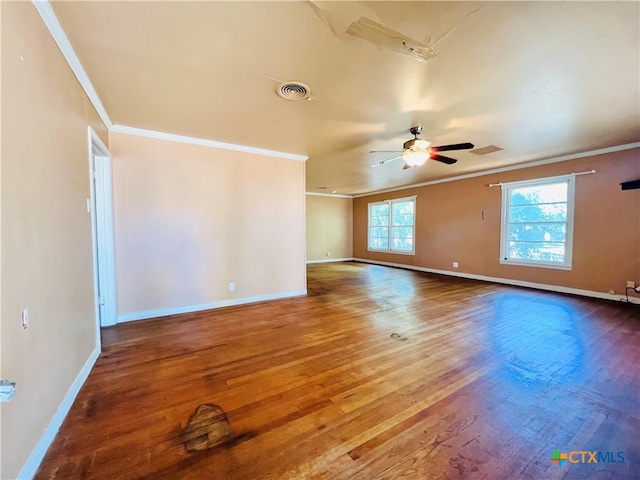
[
  {"x1": 368, "y1": 196, "x2": 416, "y2": 254},
  {"x1": 500, "y1": 175, "x2": 575, "y2": 269}
]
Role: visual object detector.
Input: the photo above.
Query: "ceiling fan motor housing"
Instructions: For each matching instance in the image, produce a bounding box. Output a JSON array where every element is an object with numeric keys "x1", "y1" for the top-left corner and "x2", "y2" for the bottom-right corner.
[
  {"x1": 409, "y1": 126, "x2": 423, "y2": 136},
  {"x1": 403, "y1": 138, "x2": 430, "y2": 152}
]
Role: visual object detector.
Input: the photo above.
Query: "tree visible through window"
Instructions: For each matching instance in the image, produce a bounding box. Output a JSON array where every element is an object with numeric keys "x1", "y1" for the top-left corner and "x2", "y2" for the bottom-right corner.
[
  {"x1": 500, "y1": 176, "x2": 575, "y2": 269},
  {"x1": 368, "y1": 197, "x2": 415, "y2": 254}
]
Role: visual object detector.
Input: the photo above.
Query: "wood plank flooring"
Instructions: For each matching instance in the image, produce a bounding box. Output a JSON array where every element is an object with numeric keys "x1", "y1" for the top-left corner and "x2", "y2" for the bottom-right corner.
[{"x1": 35, "y1": 262, "x2": 639, "y2": 479}]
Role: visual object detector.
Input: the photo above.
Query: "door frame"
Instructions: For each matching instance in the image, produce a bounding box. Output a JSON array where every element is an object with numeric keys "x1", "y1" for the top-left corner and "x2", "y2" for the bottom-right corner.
[{"x1": 88, "y1": 127, "x2": 118, "y2": 336}]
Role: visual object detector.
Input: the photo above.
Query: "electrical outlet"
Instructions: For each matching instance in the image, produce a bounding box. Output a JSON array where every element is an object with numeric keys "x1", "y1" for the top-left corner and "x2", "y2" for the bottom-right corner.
[
  {"x1": 453, "y1": 262, "x2": 459, "y2": 268},
  {"x1": 326, "y1": 252, "x2": 330, "y2": 257},
  {"x1": 608, "y1": 290, "x2": 615, "y2": 295},
  {"x1": 626, "y1": 281, "x2": 636, "y2": 288},
  {"x1": 21, "y1": 308, "x2": 28, "y2": 330},
  {"x1": 229, "y1": 282, "x2": 235, "y2": 292}
]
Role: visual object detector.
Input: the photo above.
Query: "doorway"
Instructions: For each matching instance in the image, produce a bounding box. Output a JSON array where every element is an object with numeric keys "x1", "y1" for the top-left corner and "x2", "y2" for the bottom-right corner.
[{"x1": 88, "y1": 127, "x2": 117, "y2": 339}]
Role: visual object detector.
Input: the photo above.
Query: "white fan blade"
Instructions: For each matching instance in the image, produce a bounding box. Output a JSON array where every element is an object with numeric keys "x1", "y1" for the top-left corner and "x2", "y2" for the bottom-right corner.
[{"x1": 371, "y1": 155, "x2": 402, "y2": 168}]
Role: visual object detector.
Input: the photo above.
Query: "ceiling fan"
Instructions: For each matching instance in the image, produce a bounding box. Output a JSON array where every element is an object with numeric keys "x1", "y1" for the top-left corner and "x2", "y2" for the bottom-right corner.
[{"x1": 370, "y1": 126, "x2": 474, "y2": 169}]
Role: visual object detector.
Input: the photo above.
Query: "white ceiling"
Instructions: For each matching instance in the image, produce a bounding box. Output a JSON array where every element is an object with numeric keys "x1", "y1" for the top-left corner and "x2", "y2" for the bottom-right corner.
[{"x1": 50, "y1": 1, "x2": 640, "y2": 195}]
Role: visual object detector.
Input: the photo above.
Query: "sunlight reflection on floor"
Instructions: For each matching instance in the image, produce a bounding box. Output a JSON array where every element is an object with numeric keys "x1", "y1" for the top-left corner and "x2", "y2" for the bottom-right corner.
[{"x1": 489, "y1": 294, "x2": 585, "y2": 388}]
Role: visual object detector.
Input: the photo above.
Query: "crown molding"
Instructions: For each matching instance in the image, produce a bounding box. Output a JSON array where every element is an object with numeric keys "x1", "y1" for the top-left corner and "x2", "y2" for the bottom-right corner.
[
  {"x1": 33, "y1": 0, "x2": 307, "y2": 162},
  {"x1": 110, "y1": 125, "x2": 308, "y2": 161},
  {"x1": 32, "y1": 0, "x2": 113, "y2": 129},
  {"x1": 32, "y1": 0, "x2": 638, "y2": 192},
  {"x1": 305, "y1": 192, "x2": 353, "y2": 199},
  {"x1": 353, "y1": 142, "x2": 640, "y2": 198}
]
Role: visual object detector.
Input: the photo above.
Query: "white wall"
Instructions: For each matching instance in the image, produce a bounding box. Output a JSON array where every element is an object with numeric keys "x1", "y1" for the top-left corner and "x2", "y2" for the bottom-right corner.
[{"x1": 110, "y1": 132, "x2": 307, "y2": 321}]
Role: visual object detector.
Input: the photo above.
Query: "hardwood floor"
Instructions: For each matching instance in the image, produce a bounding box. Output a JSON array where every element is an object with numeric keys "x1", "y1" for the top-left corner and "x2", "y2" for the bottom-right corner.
[{"x1": 35, "y1": 262, "x2": 639, "y2": 479}]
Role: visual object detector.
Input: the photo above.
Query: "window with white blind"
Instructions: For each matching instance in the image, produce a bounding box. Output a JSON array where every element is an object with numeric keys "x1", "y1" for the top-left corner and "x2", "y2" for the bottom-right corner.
[
  {"x1": 368, "y1": 196, "x2": 416, "y2": 254},
  {"x1": 500, "y1": 175, "x2": 575, "y2": 269}
]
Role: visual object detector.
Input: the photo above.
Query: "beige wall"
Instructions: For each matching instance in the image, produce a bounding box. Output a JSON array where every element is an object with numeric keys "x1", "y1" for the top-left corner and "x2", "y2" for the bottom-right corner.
[
  {"x1": 110, "y1": 132, "x2": 306, "y2": 318},
  {"x1": 1, "y1": 2, "x2": 109, "y2": 478},
  {"x1": 354, "y1": 149, "x2": 640, "y2": 295},
  {"x1": 306, "y1": 194, "x2": 353, "y2": 262}
]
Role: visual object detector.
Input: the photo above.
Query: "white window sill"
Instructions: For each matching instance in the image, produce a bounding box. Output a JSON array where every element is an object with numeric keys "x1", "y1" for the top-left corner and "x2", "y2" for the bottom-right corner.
[
  {"x1": 368, "y1": 248, "x2": 415, "y2": 256},
  {"x1": 499, "y1": 259, "x2": 572, "y2": 271}
]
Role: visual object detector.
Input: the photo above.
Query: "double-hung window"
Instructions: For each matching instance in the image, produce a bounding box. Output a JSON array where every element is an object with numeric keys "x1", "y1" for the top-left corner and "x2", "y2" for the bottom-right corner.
[
  {"x1": 500, "y1": 175, "x2": 575, "y2": 270},
  {"x1": 368, "y1": 196, "x2": 416, "y2": 254}
]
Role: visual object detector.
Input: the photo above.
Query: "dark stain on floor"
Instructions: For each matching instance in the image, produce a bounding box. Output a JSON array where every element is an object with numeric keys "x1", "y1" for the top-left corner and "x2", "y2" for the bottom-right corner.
[{"x1": 181, "y1": 404, "x2": 231, "y2": 452}]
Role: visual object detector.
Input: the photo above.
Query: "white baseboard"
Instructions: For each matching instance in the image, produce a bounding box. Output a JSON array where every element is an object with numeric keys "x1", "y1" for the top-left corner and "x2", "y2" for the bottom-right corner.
[
  {"x1": 117, "y1": 289, "x2": 308, "y2": 323},
  {"x1": 352, "y1": 258, "x2": 640, "y2": 305},
  {"x1": 18, "y1": 346, "x2": 100, "y2": 480},
  {"x1": 306, "y1": 257, "x2": 354, "y2": 264}
]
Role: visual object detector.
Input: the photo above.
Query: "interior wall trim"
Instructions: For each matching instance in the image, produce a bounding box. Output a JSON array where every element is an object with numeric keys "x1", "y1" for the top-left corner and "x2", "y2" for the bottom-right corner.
[
  {"x1": 18, "y1": 346, "x2": 100, "y2": 480},
  {"x1": 32, "y1": 0, "x2": 308, "y2": 162},
  {"x1": 353, "y1": 143, "x2": 640, "y2": 198},
  {"x1": 110, "y1": 125, "x2": 308, "y2": 162},
  {"x1": 306, "y1": 257, "x2": 354, "y2": 264},
  {"x1": 117, "y1": 290, "x2": 308, "y2": 323},
  {"x1": 34, "y1": 0, "x2": 638, "y2": 196},
  {"x1": 352, "y1": 258, "x2": 640, "y2": 305},
  {"x1": 305, "y1": 192, "x2": 354, "y2": 199},
  {"x1": 32, "y1": 0, "x2": 113, "y2": 129}
]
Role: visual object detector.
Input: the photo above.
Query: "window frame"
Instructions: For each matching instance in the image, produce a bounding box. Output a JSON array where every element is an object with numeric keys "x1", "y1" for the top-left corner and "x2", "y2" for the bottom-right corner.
[
  {"x1": 368, "y1": 196, "x2": 416, "y2": 255},
  {"x1": 499, "y1": 174, "x2": 575, "y2": 270}
]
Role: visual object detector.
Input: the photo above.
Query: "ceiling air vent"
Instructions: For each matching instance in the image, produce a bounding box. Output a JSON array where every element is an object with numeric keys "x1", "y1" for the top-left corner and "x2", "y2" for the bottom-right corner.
[
  {"x1": 470, "y1": 145, "x2": 504, "y2": 155},
  {"x1": 277, "y1": 82, "x2": 311, "y2": 101}
]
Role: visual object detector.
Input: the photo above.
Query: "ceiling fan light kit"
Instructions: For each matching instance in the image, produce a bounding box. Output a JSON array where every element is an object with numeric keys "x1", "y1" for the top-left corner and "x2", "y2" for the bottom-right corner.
[
  {"x1": 402, "y1": 137, "x2": 431, "y2": 166},
  {"x1": 402, "y1": 150, "x2": 429, "y2": 167}
]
